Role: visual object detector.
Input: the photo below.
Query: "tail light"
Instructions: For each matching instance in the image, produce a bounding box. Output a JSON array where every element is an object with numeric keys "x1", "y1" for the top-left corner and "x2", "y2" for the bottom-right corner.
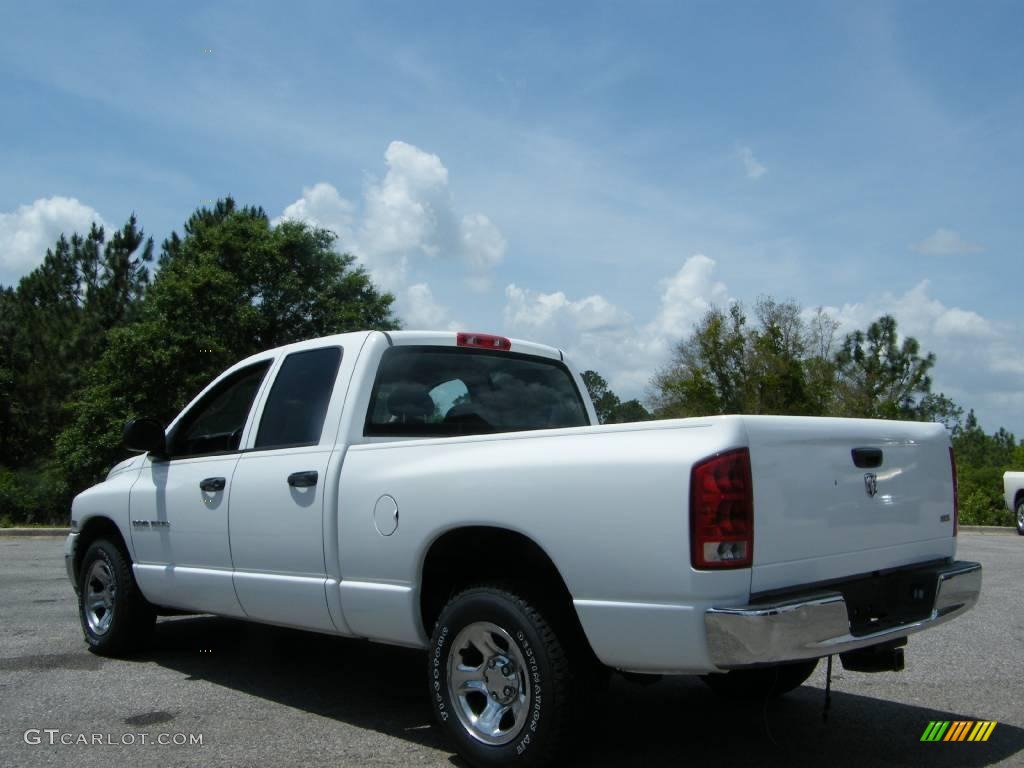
[
  {"x1": 457, "y1": 332, "x2": 511, "y2": 351},
  {"x1": 690, "y1": 448, "x2": 754, "y2": 569},
  {"x1": 949, "y1": 446, "x2": 959, "y2": 537}
]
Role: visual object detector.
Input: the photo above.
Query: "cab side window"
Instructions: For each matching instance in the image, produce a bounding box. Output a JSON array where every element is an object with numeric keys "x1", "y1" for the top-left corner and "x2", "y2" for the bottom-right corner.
[
  {"x1": 167, "y1": 362, "x2": 271, "y2": 458},
  {"x1": 254, "y1": 347, "x2": 343, "y2": 449}
]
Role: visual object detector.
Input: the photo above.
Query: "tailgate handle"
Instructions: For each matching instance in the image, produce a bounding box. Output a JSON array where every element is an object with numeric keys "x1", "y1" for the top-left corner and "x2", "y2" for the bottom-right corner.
[{"x1": 851, "y1": 448, "x2": 883, "y2": 468}]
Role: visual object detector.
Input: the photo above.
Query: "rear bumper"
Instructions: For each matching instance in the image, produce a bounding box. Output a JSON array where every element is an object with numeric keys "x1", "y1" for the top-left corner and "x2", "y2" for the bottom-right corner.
[{"x1": 705, "y1": 560, "x2": 982, "y2": 669}]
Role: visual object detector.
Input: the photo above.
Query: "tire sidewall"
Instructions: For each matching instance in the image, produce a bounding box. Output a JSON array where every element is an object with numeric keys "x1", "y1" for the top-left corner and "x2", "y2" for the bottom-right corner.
[
  {"x1": 78, "y1": 540, "x2": 126, "y2": 651},
  {"x1": 1016, "y1": 501, "x2": 1024, "y2": 535},
  {"x1": 430, "y1": 590, "x2": 556, "y2": 766}
]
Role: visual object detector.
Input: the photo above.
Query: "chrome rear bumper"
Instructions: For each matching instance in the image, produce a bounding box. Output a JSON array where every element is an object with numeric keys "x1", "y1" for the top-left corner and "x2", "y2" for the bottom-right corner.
[{"x1": 705, "y1": 560, "x2": 981, "y2": 669}]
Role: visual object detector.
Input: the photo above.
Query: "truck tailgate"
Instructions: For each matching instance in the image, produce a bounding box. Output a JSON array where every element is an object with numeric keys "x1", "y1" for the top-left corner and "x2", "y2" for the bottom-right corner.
[{"x1": 741, "y1": 416, "x2": 957, "y2": 593}]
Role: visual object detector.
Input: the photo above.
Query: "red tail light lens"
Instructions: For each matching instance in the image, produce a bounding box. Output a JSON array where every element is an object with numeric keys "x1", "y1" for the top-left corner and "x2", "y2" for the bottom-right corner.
[
  {"x1": 691, "y1": 448, "x2": 754, "y2": 569},
  {"x1": 949, "y1": 446, "x2": 959, "y2": 537},
  {"x1": 457, "y1": 332, "x2": 512, "y2": 351}
]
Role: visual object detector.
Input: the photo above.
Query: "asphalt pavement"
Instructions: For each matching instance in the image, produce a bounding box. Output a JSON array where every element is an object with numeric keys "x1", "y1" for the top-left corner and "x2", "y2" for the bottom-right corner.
[{"x1": 1, "y1": 533, "x2": 1021, "y2": 767}]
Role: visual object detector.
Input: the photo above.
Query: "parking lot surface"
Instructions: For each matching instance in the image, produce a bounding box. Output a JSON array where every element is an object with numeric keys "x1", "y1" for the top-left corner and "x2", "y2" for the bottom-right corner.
[{"x1": 1, "y1": 533, "x2": 1022, "y2": 767}]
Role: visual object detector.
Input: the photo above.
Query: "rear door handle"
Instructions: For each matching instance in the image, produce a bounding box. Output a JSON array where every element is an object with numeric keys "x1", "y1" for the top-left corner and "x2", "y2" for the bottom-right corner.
[
  {"x1": 288, "y1": 471, "x2": 318, "y2": 488},
  {"x1": 200, "y1": 477, "x2": 226, "y2": 492}
]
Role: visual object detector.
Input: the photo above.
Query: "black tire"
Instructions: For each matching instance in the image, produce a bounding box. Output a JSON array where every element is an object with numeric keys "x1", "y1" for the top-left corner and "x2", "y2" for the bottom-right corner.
[
  {"x1": 428, "y1": 585, "x2": 582, "y2": 768},
  {"x1": 77, "y1": 538, "x2": 155, "y2": 656},
  {"x1": 1015, "y1": 498, "x2": 1024, "y2": 535},
  {"x1": 701, "y1": 658, "x2": 819, "y2": 699}
]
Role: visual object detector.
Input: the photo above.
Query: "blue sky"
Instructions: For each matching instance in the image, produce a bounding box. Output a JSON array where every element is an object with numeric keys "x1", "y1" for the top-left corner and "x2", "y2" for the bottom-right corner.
[{"x1": 2, "y1": 1, "x2": 1022, "y2": 432}]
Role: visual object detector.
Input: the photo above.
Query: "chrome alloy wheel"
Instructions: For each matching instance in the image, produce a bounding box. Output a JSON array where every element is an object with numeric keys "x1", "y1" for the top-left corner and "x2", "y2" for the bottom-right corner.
[
  {"x1": 84, "y1": 559, "x2": 116, "y2": 636},
  {"x1": 447, "y1": 621, "x2": 531, "y2": 746},
  {"x1": 1017, "y1": 501, "x2": 1024, "y2": 532}
]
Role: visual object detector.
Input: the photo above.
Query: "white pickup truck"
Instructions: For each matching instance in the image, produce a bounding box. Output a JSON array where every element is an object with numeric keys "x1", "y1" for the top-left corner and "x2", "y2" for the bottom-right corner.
[
  {"x1": 65, "y1": 330, "x2": 982, "y2": 767},
  {"x1": 1003, "y1": 471, "x2": 1024, "y2": 534}
]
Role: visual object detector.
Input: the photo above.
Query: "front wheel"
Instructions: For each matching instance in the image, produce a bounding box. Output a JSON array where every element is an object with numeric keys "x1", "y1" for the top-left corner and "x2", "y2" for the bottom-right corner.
[
  {"x1": 428, "y1": 585, "x2": 578, "y2": 767},
  {"x1": 78, "y1": 538, "x2": 155, "y2": 656},
  {"x1": 701, "y1": 659, "x2": 819, "y2": 699},
  {"x1": 1016, "y1": 499, "x2": 1024, "y2": 535}
]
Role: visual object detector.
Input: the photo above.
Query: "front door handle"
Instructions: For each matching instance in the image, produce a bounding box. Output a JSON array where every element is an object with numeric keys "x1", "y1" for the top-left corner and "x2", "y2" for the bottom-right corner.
[
  {"x1": 288, "y1": 470, "x2": 318, "y2": 488},
  {"x1": 199, "y1": 477, "x2": 226, "y2": 492}
]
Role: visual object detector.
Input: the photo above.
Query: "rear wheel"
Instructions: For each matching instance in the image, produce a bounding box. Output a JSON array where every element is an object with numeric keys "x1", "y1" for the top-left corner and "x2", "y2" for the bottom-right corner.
[
  {"x1": 428, "y1": 585, "x2": 583, "y2": 767},
  {"x1": 701, "y1": 659, "x2": 819, "y2": 699},
  {"x1": 78, "y1": 538, "x2": 155, "y2": 656},
  {"x1": 1016, "y1": 497, "x2": 1024, "y2": 535}
]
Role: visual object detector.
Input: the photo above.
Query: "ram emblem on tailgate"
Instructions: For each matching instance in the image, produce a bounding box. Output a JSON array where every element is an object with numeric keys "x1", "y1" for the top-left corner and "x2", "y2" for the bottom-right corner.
[{"x1": 864, "y1": 473, "x2": 878, "y2": 498}]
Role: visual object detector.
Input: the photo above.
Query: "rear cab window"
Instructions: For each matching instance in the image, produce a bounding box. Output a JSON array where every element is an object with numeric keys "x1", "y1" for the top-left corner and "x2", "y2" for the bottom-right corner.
[{"x1": 364, "y1": 346, "x2": 588, "y2": 438}]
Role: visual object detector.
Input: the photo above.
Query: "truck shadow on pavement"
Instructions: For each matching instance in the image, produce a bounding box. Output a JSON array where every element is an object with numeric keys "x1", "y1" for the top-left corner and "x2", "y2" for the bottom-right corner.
[{"x1": 142, "y1": 615, "x2": 1024, "y2": 768}]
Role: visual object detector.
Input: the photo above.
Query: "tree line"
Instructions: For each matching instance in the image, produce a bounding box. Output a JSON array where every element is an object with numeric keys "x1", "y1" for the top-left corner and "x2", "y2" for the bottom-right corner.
[
  {"x1": 0, "y1": 198, "x2": 1018, "y2": 526},
  {"x1": 0, "y1": 199, "x2": 396, "y2": 524}
]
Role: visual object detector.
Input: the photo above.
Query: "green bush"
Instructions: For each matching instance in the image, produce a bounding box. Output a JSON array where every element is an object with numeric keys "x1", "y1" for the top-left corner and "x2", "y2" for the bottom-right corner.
[
  {"x1": 957, "y1": 486, "x2": 1013, "y2": 527},
  {"x1": 0, "y1": 463, "x2": 71, "y2": 526}
]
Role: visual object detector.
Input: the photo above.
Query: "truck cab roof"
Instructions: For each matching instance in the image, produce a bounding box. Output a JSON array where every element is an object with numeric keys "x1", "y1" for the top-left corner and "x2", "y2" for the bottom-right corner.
[{"x1": 231, "y1": 330, "x2": 565, "y2": 371}]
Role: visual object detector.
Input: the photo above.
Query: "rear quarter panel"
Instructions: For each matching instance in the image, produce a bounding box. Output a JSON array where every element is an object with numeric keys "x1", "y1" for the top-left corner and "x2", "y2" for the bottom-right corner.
[{"x1": 335, "y1": 417, "x2": 753, "y2": 670}]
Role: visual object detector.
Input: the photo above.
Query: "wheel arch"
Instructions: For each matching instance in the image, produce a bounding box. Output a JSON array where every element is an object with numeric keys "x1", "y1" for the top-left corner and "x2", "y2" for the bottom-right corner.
[
  {"x1": 75, "y1": 515, "x2": 131, "y2": 581},
  {"x1": 419, "y1": 525, "x2": 596, "y2": 659}
]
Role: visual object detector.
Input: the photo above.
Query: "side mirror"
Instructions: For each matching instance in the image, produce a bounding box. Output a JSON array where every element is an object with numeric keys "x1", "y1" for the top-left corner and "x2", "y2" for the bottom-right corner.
[{"x1": 123, "y1": 418, "x2": 167, "y2": 458}]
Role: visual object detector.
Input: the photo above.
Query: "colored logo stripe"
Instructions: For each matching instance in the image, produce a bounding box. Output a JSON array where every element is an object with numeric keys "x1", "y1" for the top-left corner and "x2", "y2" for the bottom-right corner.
[
  {"x1": 971, "y1": 722, "x2": 997, "y2": 742},
  {"x1": 921, "y1": 721, "x2": 997, "y2": 742},
  {"x1": 946, "y1": 721, "x2": 971, "y2": 741}
]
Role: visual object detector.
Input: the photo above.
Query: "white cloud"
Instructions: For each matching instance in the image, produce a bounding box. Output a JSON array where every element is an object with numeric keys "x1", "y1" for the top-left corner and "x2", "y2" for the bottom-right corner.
[
  {"x1": 276, "y1": 140, "x2": 507, "y2": 327},
  {"x1": 649, "y1": 255, "x2": 730, "y2": 337},
  {"x1": 737, "y1": 146, "x2": 767, "y2": 180},
  {"x1": 811, "y1": 281, "x2": 1024, "y2": 431},
  {"x1": 0, "y1": 196, "x2": 107, "y2": 284},
  {"x1": 361, "y1": 141, "x2": 455, "y2": 269},
  {"x1": 911, "y1": 228, "x2": 983, "y2": 256},
  {"x1": 460, "y1": 213, "x2": 506, "y2": 272},
  {"x1": 504, "y1": 254, "x2": 732, "y2": 397},
  {"x1": 402, "y1": 283, "x2": 459, "y2": 330},
  {"x1": 504, "y1": 284, "x2": 633, "y2": 333},
  {"x1": 274, "y1": 182, "x2": 355, "y2": 250},
  {"x1": 358, "y1": 141, "x2": 507, "y2": 285},
  {"x1": 933, "y1": 307, "x2": 994, "y2": 339},
  {"x1": 818, "y1": 280, "x2": 994, "y2": 342}
]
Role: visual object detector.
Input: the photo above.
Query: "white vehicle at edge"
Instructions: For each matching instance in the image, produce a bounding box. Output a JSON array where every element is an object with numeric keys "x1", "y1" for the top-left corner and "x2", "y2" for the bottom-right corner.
[
  {"x1": 1003, "y1": 471, "x2": 1024, "y2": 535},
  {"x1": 65, "y1": 330, "x2": 983, "y2": 768}
]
